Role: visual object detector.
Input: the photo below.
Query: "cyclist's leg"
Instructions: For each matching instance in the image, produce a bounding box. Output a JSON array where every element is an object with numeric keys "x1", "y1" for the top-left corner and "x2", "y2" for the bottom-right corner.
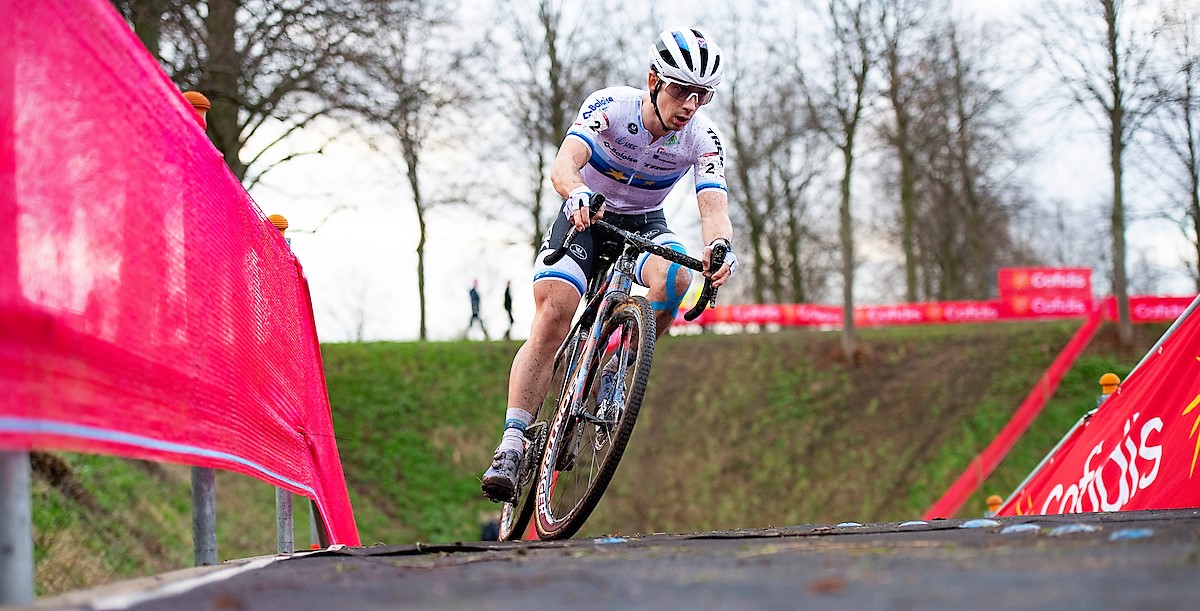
[
  {"x1": 483, "y1": 214, "x2": 591, "y2": 502},
  {"x1": 482, "y1": 280, "x2": 579, "y2": 501},
  {"x1": 507, "y1": 280, "x2": 580, "y2": 415}
]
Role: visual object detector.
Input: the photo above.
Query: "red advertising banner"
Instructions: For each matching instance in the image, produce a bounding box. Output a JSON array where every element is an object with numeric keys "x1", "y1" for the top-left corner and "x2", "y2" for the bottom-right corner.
[
  {"x1": 999, "y1": 294, "x2": 1094, "y2": 319},
  {"x1": 674, "y1": 295, "x2": 1193, "y2": 329},
  {"x1": 998, "y1": 300, "x2": 1200, "y2": 516},
  {"x1": 1115, "y1": 295, "x2": 1196, "y2": 323},
  {"x1": 997, "y1": 267, "x2": 1092, "y2": 299}
]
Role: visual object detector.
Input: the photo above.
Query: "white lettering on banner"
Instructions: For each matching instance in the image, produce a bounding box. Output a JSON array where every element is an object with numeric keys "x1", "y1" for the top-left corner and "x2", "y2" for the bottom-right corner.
[
  {"x1": 1134, "y1": 303, "x2": 1185, "y2": 321},
  {"x1": 793, "y1": 306, "x2": 841, "y2": 325},
  {"x1": 1030, "y1": 297, "x2": 1089, "y2": 315},
  {"x1": 735, "y1": 305, "x2": 782, "y2": 322},
  {"x1": 864, "y1": 307, "x2": 923, "y2": 324},
  {"x1": 1039, "y1": 413, "x2": 1163, "y2": 514},
  {"x1": 944, "y1": 303, "x2": 1000, "y2": 322},
  {"x1": 1030, "y1": 271, "x2": 1089, "y2": 290}
]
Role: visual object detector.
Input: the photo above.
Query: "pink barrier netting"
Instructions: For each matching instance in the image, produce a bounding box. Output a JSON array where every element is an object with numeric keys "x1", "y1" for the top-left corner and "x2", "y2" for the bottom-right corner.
[{"x1": 2, "y1": 0, "x2": 359, "y2": 544}]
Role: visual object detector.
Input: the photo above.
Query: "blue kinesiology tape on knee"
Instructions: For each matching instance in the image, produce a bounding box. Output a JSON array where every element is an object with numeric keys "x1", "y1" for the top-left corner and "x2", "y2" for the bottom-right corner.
[{"x1": 650, "y1": 244, "x2": 690, "y2": 314}]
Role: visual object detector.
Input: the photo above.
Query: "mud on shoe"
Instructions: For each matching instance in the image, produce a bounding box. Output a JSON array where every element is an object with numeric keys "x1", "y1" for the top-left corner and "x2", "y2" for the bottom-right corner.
[{"x1": 481, "y1": 449, "x2": 522, "y2": 503}]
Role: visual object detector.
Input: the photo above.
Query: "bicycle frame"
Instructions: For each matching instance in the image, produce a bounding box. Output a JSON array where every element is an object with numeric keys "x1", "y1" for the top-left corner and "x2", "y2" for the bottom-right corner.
[{"x1": 555, "y1": 241, "x2": 640, "y2": 428}]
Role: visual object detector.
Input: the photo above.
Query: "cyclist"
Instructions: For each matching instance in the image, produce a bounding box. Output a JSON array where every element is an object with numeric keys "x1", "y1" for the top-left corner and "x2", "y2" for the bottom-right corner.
[{"x1": 482, "y1": 28, "x2": 738, "y2": 502}]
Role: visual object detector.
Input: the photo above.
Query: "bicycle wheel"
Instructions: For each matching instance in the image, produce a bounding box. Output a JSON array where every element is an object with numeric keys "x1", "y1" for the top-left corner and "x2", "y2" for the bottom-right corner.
[{"x1": 535, "y1": 295, "x2": 655, "y2": 540}]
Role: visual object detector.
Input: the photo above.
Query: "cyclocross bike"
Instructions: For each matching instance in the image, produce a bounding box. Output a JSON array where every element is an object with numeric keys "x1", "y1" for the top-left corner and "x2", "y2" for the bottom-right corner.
[{"x1": 497, "y1": 193, "x2": 727, "y2": 541}]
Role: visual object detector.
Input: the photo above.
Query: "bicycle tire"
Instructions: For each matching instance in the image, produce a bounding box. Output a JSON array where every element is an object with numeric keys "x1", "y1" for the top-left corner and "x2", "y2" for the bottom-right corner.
[{"x1": 534, "y1": 295, "x2": 655, "y2": 540}]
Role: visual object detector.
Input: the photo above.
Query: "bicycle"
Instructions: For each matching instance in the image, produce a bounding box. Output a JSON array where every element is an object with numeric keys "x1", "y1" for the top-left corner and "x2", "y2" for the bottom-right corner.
[{"x1": 497, "y1": 193, "x2": 726, "y2": 541}]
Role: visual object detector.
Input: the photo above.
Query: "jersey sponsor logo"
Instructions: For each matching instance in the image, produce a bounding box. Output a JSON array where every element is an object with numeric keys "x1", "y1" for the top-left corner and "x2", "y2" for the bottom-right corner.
[
  {"x1": 705, "y1": 128, "x2": 724, "y2": 161},
  {"x1": 569, "y1": 243, "x2": 588, "y2": 261},
  {"x1": 602, "y1": 140, "x2": 639, "y2": 163},
  {"x1": 581, "y1": 96, "x2": 614, "y2": 120},
  {"x1": 644, "y1": 162, "x2": 674, "y2": 171},
  {"x1": 666, "y1": 134, "x2": 680, "y2": 146},
  {"x1": 627, "y1": 122, "x2": 639, "y2": 134},
  {"x1": 614, "y1": 136, "x2": 639, "y2": 150}
]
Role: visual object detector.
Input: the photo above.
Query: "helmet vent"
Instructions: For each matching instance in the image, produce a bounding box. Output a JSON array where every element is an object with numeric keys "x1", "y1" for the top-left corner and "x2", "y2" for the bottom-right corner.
[
  {"x1": 655, "y1": 41, "x2": 679, "y2": 69},
  {"x1": 671, "y1": 31, "x2": 694, "y2": 70}
]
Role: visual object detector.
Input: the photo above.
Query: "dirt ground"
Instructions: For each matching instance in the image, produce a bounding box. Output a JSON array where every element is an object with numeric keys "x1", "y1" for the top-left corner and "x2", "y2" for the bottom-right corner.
[{"x1": 39, "y1": 508, "x2": 1200, "y2": 610}]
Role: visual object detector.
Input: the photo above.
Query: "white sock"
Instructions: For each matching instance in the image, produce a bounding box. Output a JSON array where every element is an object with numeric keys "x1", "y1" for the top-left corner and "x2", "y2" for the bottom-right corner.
[{"x1": 497, "y1": 408, "x2": 533, "y2": 454}]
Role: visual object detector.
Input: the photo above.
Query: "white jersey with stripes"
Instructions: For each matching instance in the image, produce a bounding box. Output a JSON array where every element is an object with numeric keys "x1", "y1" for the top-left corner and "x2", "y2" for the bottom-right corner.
[{"x1": 565, "y1": 86, "x2": 728, "y2": 214}]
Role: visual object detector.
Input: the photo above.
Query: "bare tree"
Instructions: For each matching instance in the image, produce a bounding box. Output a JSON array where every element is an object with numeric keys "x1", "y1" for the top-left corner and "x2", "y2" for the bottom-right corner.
[
  {"x1": 477, "y1": 1, "x2": 641, "y2": 253},
  {"x1": 1033, "y1": 0, "x2": 1160, "y2": 345},
  {"x1": 879, "y1": 0, "x2": 936, "y2": 302},
  {"x1": 112, "y1": 0, "x2": 168, "y2": 60},
  {"x1": 800, "y1": 0, "x2": 882, "y2": 357},
  {"x1": 909, "y1": 18, "x2": 1030, "y2": 300},
  {"x1": 1150, "y1": 2, "x2": 1200, "y2": 291},
  {"x1": 114, "y1": 0, "x2": 387, "y2": 187},
  {"x1": 717, "y1": 4, "x2": 810, "y2": 303},
  {"x1": 355, "y1": 1, "x2": 474, "y2": 340}
]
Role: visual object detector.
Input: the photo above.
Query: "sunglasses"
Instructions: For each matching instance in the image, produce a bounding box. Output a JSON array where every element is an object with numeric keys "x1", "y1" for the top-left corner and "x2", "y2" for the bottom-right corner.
[{"x1": 657, "y1": 75, "x2": 716, "y2": 105}]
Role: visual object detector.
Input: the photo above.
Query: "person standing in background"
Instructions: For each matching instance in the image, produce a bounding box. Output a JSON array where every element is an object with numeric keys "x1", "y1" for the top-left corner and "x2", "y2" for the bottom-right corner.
[
  {"x1": 503, "y1": 280, "x2": 514, "y2": 340},
  {"x1": 468, "y1": 279, "x2": 489, "y2": 340}
]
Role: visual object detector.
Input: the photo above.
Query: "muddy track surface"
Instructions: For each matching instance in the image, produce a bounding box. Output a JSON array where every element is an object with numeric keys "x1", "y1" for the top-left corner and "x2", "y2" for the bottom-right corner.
[{"x1": 42, "y1": 509, "x2": 1200, "y2": 610}]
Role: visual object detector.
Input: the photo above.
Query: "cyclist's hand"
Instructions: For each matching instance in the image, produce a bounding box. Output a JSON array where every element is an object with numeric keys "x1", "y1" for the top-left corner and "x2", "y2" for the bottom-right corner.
[
  {"x1": 563, "y1": 186, "x2": 602, "y2": 231},
  {"x1": 703, "y1": 238, "x2": 737, "y2": 288}
]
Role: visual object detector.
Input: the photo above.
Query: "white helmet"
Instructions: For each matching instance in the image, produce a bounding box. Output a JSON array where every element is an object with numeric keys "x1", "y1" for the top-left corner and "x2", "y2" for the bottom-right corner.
[{"x1": 648, "y1": 28, "x2": 724, "y2": 88}]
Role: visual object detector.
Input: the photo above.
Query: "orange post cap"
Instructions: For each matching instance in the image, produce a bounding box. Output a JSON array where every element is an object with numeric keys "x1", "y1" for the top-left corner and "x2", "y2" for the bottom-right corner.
[
  {"x1": 1099, "y1": 372, "x2": 1120, "y2": 395},
  {"x1": 182, "y1": 91, "x2": 210, "y2": 128},
  {"x1": 268, "y1": 214, "x2": 288, "y2": 234},
  {"x1": 986, "y1": 495, "x2": 1003, "y2": 514}
]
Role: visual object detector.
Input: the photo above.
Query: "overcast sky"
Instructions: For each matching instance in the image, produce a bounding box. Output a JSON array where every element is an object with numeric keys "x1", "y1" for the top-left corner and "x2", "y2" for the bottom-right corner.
[{"x1": 247, "y1": 0, "x2": 1197, "y2": 343}]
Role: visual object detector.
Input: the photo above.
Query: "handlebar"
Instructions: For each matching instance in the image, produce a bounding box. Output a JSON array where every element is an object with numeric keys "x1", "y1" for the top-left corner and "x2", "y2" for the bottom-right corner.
[{"x1": 542, "y1": 192, "x2": 725, "y2": 321}]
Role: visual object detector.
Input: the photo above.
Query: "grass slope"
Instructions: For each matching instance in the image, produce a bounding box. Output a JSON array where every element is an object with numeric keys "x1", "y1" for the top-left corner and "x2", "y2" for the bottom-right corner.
[{"x1": 31, "y1": 320, "x2": 1166, "y2": 595}]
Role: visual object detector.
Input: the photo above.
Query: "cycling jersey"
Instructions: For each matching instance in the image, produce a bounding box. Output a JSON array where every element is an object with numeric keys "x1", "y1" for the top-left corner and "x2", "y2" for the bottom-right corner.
[{"x1": 566, "y1": 86, "x2": 728, "y2": 215}]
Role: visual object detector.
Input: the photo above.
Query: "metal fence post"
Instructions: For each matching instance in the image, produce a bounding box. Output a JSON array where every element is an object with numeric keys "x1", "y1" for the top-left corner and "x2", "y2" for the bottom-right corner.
[
  {"x1": 276, "y1": 489, "x2": 294, "y2": 554},
  {"x1": 267, "y1": 214, "x2": 296, "y2": 555},
  {"x1": 309, "y1": 501, "x2": 321, "y2": 549},
  {"x1": 191, "y1": 466, "x2": 218, "y2": 565},
  {"x1": 182, "y1": 91, "x2": 221, "y2": 568},
  {"x1": 0, "y1": 451, "x2": 34, "y2": 605}
]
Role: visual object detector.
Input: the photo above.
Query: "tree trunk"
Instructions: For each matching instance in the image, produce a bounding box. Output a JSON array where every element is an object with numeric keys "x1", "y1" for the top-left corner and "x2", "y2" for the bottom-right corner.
[
  {"x1": 124, "y1": 0, "x2": 165, "y2": 61},
  {"x1": 1192, "y1": 174, "x2": 1200, "y2": 292},
  {"x1": 885, "y1": 38, "x2": 919, "y2": 303},
  {"x1": 1188, "y1": 91, "x2": 1200, "y2": 292},
  {"x1": 1106, "y1": 1, "x2": 1132, "y2": 346},
  {"x1": 403, "y1": 136, "x2": 428, "y2": 341},
  {"x1": 839, "y1": 146, "x2": 857, "y2": 357},
  {"x1": 1111, "y1": 128, "x2": 1132, "y2": 344},
  {"x1": 200, "y1": 0, "x2": 246, "y2": 181}
]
